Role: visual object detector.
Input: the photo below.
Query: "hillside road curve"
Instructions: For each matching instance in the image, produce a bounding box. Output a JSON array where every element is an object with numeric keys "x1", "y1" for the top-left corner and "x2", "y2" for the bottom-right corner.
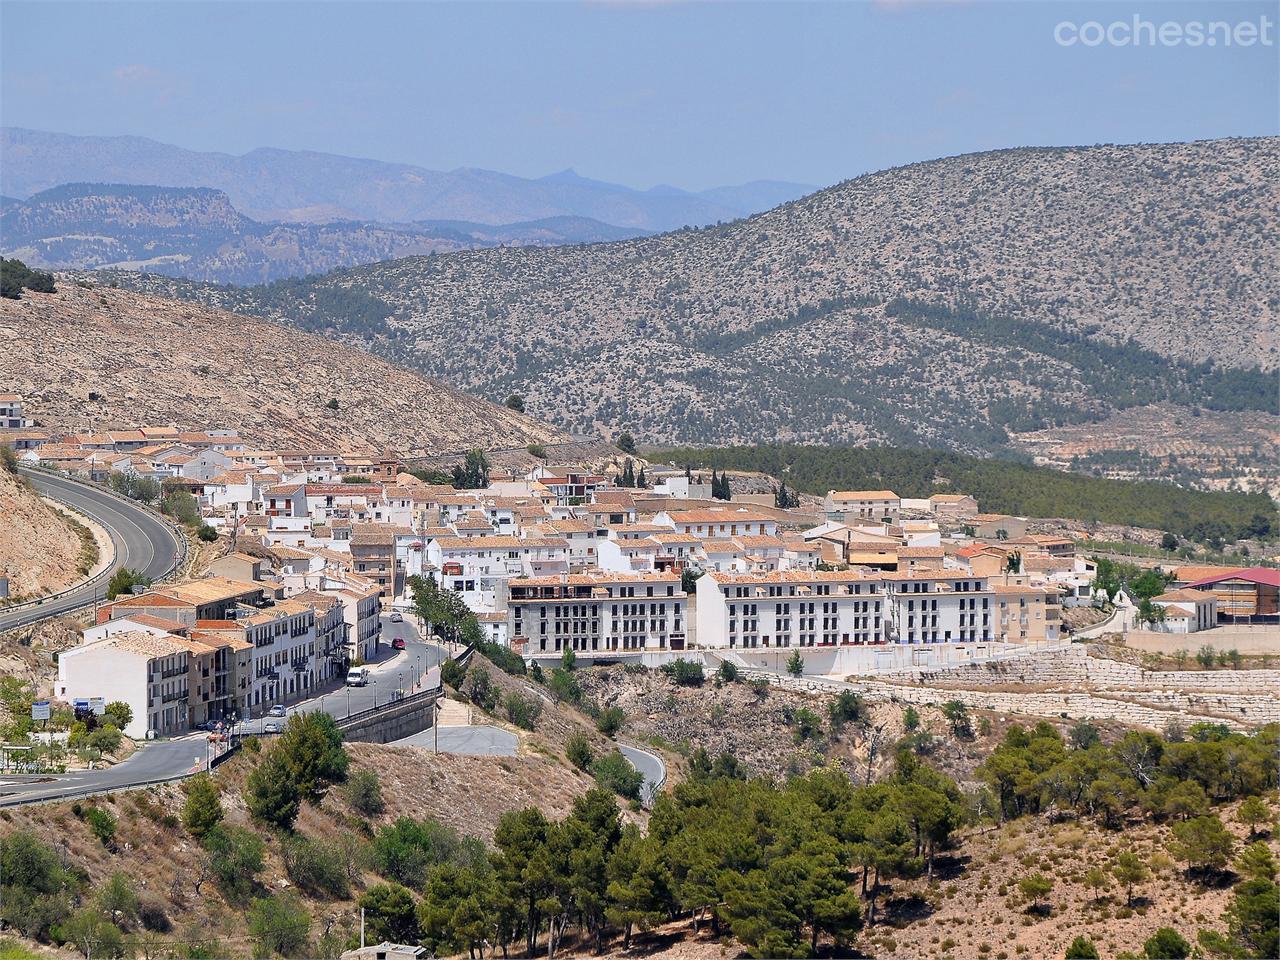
[{"x1": 0, "y1": 468, "x2": 183, "y2": 633}]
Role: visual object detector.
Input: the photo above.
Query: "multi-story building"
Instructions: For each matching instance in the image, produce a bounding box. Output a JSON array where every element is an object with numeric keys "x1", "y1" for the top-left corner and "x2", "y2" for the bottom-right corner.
[
  {"x1": 989, "y1": 581, "x2": 1062, "y2": 643},
  {"x1": 824, "y1": 490, "x2": 901, "y2": 525},
  {"x1": 0, "y1": 394, "x2": 33, "y2": 429},
  {"x1": 882, "y1": 571, "x2": 994, "y2": 644},
  {"x1": 696, "y1": 570, "x2": 885, "y2": 649},
  {"x1": 508, "y1": 571, "x2": 686, "y2": 654},
  {"x1": 350, "y1": 524, "x2": 408, "y2": 598},
  {"x1": 655, "y1": 509, "x2": 779, "y2": 540},
  {"x1": 57, "y1": 631, "x2": 194, "y2": 738}
]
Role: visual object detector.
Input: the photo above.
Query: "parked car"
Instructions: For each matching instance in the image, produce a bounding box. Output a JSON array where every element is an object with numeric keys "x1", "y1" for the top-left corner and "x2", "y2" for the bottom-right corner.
[
  {"x1": 389, "y1": 611, "x2": 403, "y2": 623},
  {"x1": 267, "y1": 704, "x2": 287, "y2": 718},
  {"x1": 346, "y1": 666, "x2": 370, "y2": 686},
  {"x1": 392, "y1": 637, "x2": 406, "y2": 650},
  {"x1": 264, "y1": 721, "x2": 282, "y2": 734}
]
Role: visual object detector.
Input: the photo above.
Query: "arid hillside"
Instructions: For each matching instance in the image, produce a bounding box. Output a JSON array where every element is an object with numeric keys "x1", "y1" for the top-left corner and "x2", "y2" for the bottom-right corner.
[
  {"x1": 114, "y1": 138, "x2": 1279, "y2": 454},
  {"x1": 0, "y1": 463, "x2": 89, "y2": 600},
  {"x1": 0, "y1": 280, "x2": 566, "y2": 453}
]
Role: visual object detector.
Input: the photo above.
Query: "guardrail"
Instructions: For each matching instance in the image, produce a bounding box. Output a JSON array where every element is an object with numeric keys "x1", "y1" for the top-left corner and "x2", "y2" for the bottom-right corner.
[
  {"x1": 334, "y1": 683, "x2": 442, "y2": 731},
  {"x1": 1, "y1": 466, "x2": 188, "y2": 622}
]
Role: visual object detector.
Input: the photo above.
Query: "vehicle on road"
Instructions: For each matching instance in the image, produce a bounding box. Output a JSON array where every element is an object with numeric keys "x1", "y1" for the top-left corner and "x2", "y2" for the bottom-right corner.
[
  {"x1": 392, "y1": 637, "x2": 406, "y2": 650},
  {"x1": 267, "y1": 704, "x2": 287, "y2": 718},
  {"x1": 346, "y1": 666, "x2": 370, "y2": 686},
  {"x1": 264, "y1": 721, "x2": 281, "y2": 734},
  {"x1": 389, "y1": 611, "x2": 403, "y2": 623}
]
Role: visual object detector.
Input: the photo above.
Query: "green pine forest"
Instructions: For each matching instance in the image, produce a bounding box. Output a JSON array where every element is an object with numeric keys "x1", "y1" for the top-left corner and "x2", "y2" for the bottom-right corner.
[{"x1": 650, "y1": 444, "x2": 1277, "y2": 545}]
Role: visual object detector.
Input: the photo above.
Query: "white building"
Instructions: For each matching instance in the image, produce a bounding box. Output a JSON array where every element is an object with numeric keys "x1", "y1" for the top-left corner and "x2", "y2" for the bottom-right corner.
[
  {"x1": 696, "y1": 570, "x2": 885, "y2": 650},
  {"x1": 508, "y1": 571, "x2": 687, "y2": 654},
  {"x1": 655, "y1": 509, "x2": 779, "y2": 540},
  {"x1": 1151, "y1": 589, "x2": 1218, "y2": 634},
  {"x1": 882, "y1": 571, "x2": 994, "y2": 644},
  {"x1": 824, "y1": 490, "x2": 901, "y2": 525},
  {"x1": 57, "y1": 631, "x2": 193, "y2": 738}
]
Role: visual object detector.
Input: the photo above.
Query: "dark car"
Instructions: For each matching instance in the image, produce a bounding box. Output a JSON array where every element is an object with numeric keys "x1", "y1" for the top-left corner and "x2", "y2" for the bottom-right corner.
[{"x1": 392, "y1": 637, "x2": 407, "y2": 650}]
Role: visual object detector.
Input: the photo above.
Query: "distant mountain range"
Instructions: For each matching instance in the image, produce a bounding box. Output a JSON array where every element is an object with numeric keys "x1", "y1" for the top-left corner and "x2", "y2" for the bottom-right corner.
[
  {"x1": 0, "y1": 127, "x2": 816, "y2": 229},
  {"x1": 0, "y1": 182, "x2": 650, "y2": 284}
]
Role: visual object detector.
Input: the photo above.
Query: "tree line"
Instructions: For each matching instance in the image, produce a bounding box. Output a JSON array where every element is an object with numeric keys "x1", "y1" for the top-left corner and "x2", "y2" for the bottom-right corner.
[{"x1": 651, "y1": 444, "x2": 1277, "y2": 544}]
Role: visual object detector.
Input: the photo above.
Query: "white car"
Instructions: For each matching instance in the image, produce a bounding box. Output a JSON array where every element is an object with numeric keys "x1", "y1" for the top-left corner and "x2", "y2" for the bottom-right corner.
[{"x1": 389, "y1": 611, "x2": 403, "y2": 623}]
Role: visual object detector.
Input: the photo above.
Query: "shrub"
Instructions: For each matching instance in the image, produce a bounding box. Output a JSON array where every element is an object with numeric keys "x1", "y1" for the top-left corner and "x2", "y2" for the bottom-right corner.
[
  {"x1": 84, "y1": 724, "x2": 122, "y2": 756},
  {"x1": 566, "y1": 732, "x2": 594, "y2": 771},
  {"x1": 715, "y1": 660, "x2": 739, "y2": 683},
  {"x1": 344, "y1": 769, "x2": 385, "y2": 818},
  {"x1": 592, "y1": 750, "x2": 643, "y2": 801},
  {"x1": 82, "y1": 807, "x2": 116, "y2": 847},
  {"x1": 277, "y1": 712, "x2": 349, "y2": 802},
  {"x1": 95, "y1": 873, "x2": 138, "y2": 928},
  {"x1": 203, "y1": 824, "x2": 264, "y2": 904},
  {"x1": 281, "y1": 836, "x2": 350, "y2": 899},
  {"x1": 58, "y1": 908, "x2": 123, "y2": 959},
  {"x1": 248, "y1": 892, "x2": 311, "y2": 957},
  {"x1": 475, "y1": 640, "x2": 525, "y2": 676},
  {"x1": 181, "y1": 773, "x2": 223, "y2": 838},
  {"x1": 196, "y1": 524, "x2": 219, "y2": 543},
  {"x1": 792, "y1": 708, "x2": 822, "y2": 743},
  {"x1": 595, "y1": 706, "x2": 625, "y2": 737},
  {"x1": 372, "y1": 817, "x2": 483, "y2": 889},
  {"x1": 1064, "y1": 935, "x2": 1099, "y2": 959},
  {"x1": 547, "y1": 668, "x2": 583, "y2": 704},
  {"x1": 661, "y1": 659, "x2": 704, "y2": 687},
  {"x1": 358, "y1": 883, "x2": 420, "y2": 945},
  {"x1": 1142, "y1": 927, "x2": 1190, "y2": 959},
  {"x1": 440, "y1": 657, "x2": 466, "y2": 688},
  {"x1": 786, "y1": 650, "x2": 804, "y2": 677},
  {"x1": 504, "y1": 691, "x2": 542, "y2": 731},
  {"x1": 105, "y1": 568, "x2": 150, "y2": 600}
]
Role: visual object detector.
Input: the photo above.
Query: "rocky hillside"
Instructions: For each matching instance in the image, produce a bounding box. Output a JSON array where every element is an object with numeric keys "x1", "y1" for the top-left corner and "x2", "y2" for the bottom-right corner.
[
  {"x1": 0, "y1": 463, "x2": 86, "y2": 600},
  {"x1": 0, "y1": 183, "x2": 647, "y2": 284},
  {"x1": 113, "y1": 138, "x2": 1279, "y2": 454},
  {"x1": 0, "y1": 280, "x2": 565, "y2": 453}
]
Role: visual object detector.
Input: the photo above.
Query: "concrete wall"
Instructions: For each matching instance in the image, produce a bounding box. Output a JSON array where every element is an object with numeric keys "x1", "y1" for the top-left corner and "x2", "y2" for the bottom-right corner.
[{"x1": 337, "y1": 689, "x2": 440, "y2": 744}]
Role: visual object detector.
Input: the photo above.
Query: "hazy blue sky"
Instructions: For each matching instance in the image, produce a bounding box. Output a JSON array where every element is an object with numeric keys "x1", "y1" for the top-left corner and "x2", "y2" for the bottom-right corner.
[{"x1": 2, "y1": 1, "x2": 1276, "y2": 190}]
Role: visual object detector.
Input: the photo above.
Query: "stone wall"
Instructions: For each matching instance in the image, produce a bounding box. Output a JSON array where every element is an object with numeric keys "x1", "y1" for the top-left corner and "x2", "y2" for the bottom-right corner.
[
  {"x1": 743, "y1": 667, "x2": 1279, "y2": 731},
  {"x1": 866, "y1": 644, "x2": 1280, "y2": 694}
]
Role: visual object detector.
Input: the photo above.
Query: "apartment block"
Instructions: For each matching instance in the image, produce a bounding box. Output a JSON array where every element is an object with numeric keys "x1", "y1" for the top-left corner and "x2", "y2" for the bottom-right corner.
[
  {"x1": 696, "y1": 570, "x2": 885, "y2": 649},
  {"x1": 508, "y1": 572, "x2": 686, "y2": 654}
]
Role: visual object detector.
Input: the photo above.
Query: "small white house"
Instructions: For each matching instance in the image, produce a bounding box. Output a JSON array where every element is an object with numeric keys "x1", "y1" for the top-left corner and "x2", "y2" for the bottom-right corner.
[{"x1": 1151, "y1": 589, "x2": 1217, "y2": 633}]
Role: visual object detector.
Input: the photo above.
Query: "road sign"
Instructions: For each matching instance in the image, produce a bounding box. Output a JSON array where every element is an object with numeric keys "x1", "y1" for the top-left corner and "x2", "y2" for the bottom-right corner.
[
  {"x1": 31, "y1": 700, "x2": 50, "y2": 721},
  {"x1": 90, "y1": 697, "x2": 106, "y2": 716}
]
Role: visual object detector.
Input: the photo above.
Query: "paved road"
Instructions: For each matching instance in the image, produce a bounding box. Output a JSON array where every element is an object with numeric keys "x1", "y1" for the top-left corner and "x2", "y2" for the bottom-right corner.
[
  {"x1": 0, "y1": 616, "x2": 448, "y2": 806},
  {"x1": 236, "y1": 616, "x2": 448, "y2": 734},
  {"x1": 0, "y1": 469, "x2": 183, "y2": 633},
  {"x1": 619, "y1": 743, "x2": 666, "y2": 806},
  {"x1": 395, "y1": 724, "x2": 518, "y2": 756}
]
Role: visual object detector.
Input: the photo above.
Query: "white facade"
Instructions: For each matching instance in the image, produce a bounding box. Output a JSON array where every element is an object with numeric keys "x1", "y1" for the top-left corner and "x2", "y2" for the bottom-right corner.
[
  {"x1": 508, "y1": 572, "x2": 687, "y2": 654},
  {"x1": 883, "y1": 572, "x2": 994, "y2": 644},
  {"x1": 57, "y1": 632, "x2": 189, "y2": 738},
  {"x1": 696, "y1": 570, "x2": 885, "y2": 649}
]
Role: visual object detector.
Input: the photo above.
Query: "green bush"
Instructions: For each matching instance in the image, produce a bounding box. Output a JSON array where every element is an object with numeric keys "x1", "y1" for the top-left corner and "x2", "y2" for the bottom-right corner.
[
  {"x1": 595, "y1": 706, "x2": 625, "y2": 738},
  {"x1": 82, "y1": 807, "x2": 116, "y2": 847},
  {"x1": 102, "y1": 701, "x2": 132, "y2": 731},
  {"x1": 281, "y1": 836, "x2": 350, "y2": 900},
  {"x1": 196, "y1": 524, "x2": 219, "y2": 542},
  {"x1": 504, "y1": 691, "x2": 542, "y2": 731},
  {"x1": 203, "y1": 824, "x2": 264, "y2": 904},
  {"x1": 1143, "y1": 927, "x2": 1191, "y2": 959},
  {"x1": 566, "y1": 732, "x2": 594, "y2": 771},
  {"x1": 1064, "y1": 935, "x2": 1099, "y2": 959},
  {"x1": 547, "y1": 668, "x2": 582, "y2": 704},
  {"x1": 372, "y1": 817, "x2": 483, "y2": 889},
  {"x1": 245, "y1": 748, "x2": 300, "y2": 830},
  {"x1": 592, "y1": 750, "x2": 643, "y2": 801},
  {"x1": 661, "y1": 659, "x2": 704, "y2": 687},
  {"x1": 344, "y1": 769, "x2": 385, "y2": 817},
  {"x1": 181, "y1": 773, "x2": 223, "y2": 839},
  {"x1": 105, "y1": 568, "x2": 150, "y2": 600},
  {"x1": 715, "y1": 660, "x2": 739, "y2": 683},
  {"x1": 440, "y1": 658, "x2": 466, "y2": 689},
  {"x1": 247, "y1": 892, "x2": 312, "y2": 957}
]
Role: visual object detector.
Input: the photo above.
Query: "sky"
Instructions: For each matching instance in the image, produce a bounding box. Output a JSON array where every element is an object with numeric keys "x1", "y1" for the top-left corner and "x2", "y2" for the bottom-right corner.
[{"x1": 1, "y1": 0, "x2": 1276, "y2": 191}]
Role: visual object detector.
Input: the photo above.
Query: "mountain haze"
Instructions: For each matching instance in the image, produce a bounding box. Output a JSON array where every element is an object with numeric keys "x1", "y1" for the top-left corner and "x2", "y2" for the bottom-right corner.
[
  {"x1": 114, "y1": 138, "x2": 1278, "y2": 458},
  {"x1": 0, "y1": 127, "x2": 816, "y2": 229},
  {"x1": 0, "y1": 183, "x2": 648, "y2": 284}
]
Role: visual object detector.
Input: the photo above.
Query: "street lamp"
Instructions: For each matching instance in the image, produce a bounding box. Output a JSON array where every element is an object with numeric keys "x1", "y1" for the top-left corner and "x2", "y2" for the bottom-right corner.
[
  {"x1": 397, "y1": 671, "x2": 403, "y2": 699},
  {"x1": 372, "y1": 679, "x2": 378, "y2": 709}
]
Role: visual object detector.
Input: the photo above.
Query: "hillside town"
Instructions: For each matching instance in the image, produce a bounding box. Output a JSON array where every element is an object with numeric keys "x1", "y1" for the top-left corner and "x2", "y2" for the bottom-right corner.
[{"x1": 10, "y1": 402, "x2": 1274, "y2": 745}]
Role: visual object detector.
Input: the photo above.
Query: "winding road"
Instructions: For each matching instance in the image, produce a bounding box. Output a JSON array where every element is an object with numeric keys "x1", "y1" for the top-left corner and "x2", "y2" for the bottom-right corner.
[
  {"x1": 0, "y1": 468, "x2": 184, "y2": 633},
  {"x1": 619, "y1": 743, "x2": 666, "y2": 806}
]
